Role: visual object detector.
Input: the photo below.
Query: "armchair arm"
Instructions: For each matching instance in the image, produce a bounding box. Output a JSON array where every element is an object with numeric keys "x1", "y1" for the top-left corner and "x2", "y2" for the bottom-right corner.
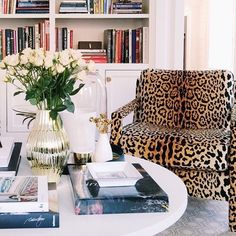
[
  {"x1": 110, "y1": 98, "x2": 140, "y2": 145},
  {"x1": 229, "y1": 105, "x2": 236, "y2": 231}
]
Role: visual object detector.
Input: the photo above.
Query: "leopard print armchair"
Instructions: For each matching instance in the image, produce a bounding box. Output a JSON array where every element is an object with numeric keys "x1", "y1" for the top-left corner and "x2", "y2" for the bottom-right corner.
[{"x1": 110, "y1": 69, "x2": 236, "y2": 232}]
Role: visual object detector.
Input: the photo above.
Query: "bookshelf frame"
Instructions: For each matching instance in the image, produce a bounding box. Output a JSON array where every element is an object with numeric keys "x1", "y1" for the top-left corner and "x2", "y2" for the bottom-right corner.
[{"x1": 0, "y1": 0, "x2": 184, "y2": 143}]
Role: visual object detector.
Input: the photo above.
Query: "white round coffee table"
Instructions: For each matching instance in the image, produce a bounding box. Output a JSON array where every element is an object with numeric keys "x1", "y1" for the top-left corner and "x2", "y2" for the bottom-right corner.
[{"x1": 2, "y1": 155, "x2": 187, "y2": 236}]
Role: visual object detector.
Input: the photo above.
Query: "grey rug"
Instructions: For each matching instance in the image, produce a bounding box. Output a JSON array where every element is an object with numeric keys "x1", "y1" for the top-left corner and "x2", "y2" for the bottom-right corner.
[{"x1": 158, "y1": 197, "x2": 236, "y2": 236}]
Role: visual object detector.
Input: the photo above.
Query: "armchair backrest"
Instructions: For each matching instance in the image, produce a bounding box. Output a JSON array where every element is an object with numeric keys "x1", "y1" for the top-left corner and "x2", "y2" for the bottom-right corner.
[
  {"x1": 135, "y1": 69, "x2": 184, "y2": 128},
  {"x1": 135, "y1": 69, "x2": 234, "y2": 130},
  {"x1": 182, "y1": 70, "x2": 234, "y2": 129}
]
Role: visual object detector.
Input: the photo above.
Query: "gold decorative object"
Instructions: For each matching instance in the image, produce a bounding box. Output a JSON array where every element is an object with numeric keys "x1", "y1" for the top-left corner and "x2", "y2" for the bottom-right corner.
[
  {"x1": 90, "y1": 114, "x2": 113, "y2": 162},
  {"x1": 26, "y1": 110, "x2": 70, "y2": 183},
  {"x1": 89, "y1": 113, "x2": 111, "y2": 134}
]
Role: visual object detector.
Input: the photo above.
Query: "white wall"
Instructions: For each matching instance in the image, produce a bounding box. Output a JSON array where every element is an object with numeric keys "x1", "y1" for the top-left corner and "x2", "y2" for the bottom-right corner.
[
  {"x1": 184, "y1": 0, "x2": 236, "y2": 74},
  {"x1": 184, "y1": 0, "x2": 210, "y2": 70},
  {"x1": 208, "y1": 0, "x2": 235, "y2": 72},
  {"x1": 155, "y1": 0, "x2": 184, "y2": 69}
]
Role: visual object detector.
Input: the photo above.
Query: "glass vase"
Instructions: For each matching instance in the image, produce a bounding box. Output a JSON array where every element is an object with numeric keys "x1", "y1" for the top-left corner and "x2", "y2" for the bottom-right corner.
[{"x1": 26, "y1": 110, "x2": 70, "y2": 183}]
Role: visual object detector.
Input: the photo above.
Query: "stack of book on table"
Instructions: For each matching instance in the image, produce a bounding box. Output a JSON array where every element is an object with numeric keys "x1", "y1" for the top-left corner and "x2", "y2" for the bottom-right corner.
[
  {"x1": 68, "y1": 161, "x2": 169, "y2": 215},
  {"x1": 0, "y1": 176, "x2": 59, "y2": 228},
  {"x1": 0, "y1": 138, "x2": 21, "y2": 176}
]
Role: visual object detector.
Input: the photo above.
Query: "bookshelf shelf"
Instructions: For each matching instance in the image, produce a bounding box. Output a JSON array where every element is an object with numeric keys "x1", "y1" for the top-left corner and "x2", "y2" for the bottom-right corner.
[
  {"x1": 0, "y1": 14, "x2": 49, "y2": 19},
  {"x1": 55, "y1": 14, "x2": 150, "y2": 19}
]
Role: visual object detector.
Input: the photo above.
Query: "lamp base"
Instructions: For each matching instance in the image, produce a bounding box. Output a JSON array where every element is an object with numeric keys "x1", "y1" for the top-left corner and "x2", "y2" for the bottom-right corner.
[{"x1": 73, "y1": 152, "x2": 92, "y2": 165}]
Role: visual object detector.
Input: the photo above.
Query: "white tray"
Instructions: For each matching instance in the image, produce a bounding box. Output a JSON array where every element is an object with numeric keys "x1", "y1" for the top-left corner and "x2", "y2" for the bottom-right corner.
[{"x1": 86, "y1": 162, "x2": 143, "y2": 187}]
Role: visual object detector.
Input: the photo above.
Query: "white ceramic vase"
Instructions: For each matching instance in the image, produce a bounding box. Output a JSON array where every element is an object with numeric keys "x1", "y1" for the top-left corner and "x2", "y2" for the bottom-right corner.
[{"x1": 93, "y1": 133, "x2": 113, "y2": 162}]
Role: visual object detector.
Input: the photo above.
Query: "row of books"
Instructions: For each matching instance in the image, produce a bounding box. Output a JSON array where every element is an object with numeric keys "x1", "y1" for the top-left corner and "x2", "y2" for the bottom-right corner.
[
  {"x1": 0, "y1": 20, "x2": 49, "y2": 60},
  {"x1": 111, "y1": 0, "x2": 142, "y2": 14},
  {"x1": 0, "y1": 26, "x2": 148, "y2": 64},
  {"x1": 0, "y1": 0, "x2": 16, "y2": 13},
  {"x1": 16, "y1": 0, "x2": 49, "y2": 14},
  {"x1": 59, "y1": 0, "x2": 143, "y2": 15},
  {"x1": 0, "y1": 0, "x2": 49, "y2": 14},
  {"x1": 104, "y1": 26, "x2": 149, "y2": 63},
  {"x1": 55, "y1": 27, "x2": 73, "y2": 52}
]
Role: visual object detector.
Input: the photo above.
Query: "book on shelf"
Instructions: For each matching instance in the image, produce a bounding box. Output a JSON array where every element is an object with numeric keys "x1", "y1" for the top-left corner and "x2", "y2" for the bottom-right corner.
[
  {"x1": 0, "y1": 175, "x2": 49, "y2": 213},
  {"x1": 16, "y1": 0, "x2": 49, "y2": 14},
  {"x1": 78, "y1": 41, "x2": 102, "y2": 49},
  {"x1": 103, "y1": 27, "x2": 148, "y2": 64},
  {"x1": 0, "y1": 183, "x2": 59, "y2": 228},
  {"x1": 0, "y1": 0, "x2": 17, "y2": 14},
  {"x1": 68, "y1": 163, "x2": 169, "y2": 215},
  {"x1": 0, "y1": 137, "x2": 15, "y2": 168},
  {"x1": 55, "y1": 27, "x2": 73, "y2": 51},
  {"x1": 0, "y1": 142, "x2": 22, "y2": 177},
  {"x1": 77, "y1": 48, "x2": 108, "y2": 63},
  {"x1": 59, "y1": 0, "x2": 88, "y2": 14},
  {"x1": 111, "y1": 1, "x2": 142, "y2": 14},
  {"x1": 0, "y1": 20, "x2": 50, "y2": 59}
]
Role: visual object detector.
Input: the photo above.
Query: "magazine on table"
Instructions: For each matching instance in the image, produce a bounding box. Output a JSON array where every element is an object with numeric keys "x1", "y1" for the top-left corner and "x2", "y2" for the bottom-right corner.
[{"x1": 0, "y1": 176, "x2": 49, "y2": 213}]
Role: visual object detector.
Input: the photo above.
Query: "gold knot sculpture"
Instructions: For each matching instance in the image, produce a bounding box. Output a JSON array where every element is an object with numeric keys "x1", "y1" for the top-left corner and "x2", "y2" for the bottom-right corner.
[{"x1": 89, "y1": 113, "x2": 111, "y2": 134}]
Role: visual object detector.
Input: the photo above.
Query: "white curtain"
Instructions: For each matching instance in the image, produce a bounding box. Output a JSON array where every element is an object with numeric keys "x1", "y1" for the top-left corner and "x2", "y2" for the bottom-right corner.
[{"x1": 208, "y1": 0, "x2": 236, "y2": 74}]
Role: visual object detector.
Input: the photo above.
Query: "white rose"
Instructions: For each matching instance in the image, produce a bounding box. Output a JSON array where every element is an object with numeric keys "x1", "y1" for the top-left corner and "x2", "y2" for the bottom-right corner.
[
  {"x1": 76, "y1": 70, "x2": 87, "y2": 81},
  {"x1": 4, "y1": 54, "x2": 19, "y2": 66},
  {"x1": 44, "y1": 57, "x2": 53, "y2": 69},
  {"x1": 35, "y1": 48, "x2": 45, "y2": 58},
  {"x1": 20, "y1": 54, "x2": 28, "y2": 65},
  {"x1": 34, "y1": 56, "x2": 44, "y2": 67},
  {"x1": 70, "y1": 49, "x2": 82, "y2": 61},
  {"x1": 55, "y1": 63, "x2": 65, "y2": 73},
  {"x1": 87, "y1": 60, "x2": 96, "y2": 72},
  {"x1": 22, "y1": 48, "x2": 33, "y2": 57},
  {"x1": 0, "y1": 61, "x2": 5, "y2": 69},
  {"x1": 77, "y1": 58, "x2": 87, "y2": 68},
  {"x1": 28, "y1": 54, "x2": 35, "y2": 64},
  {"x1": 59, "y1": 51, "x2": 70, "y2": 66}
]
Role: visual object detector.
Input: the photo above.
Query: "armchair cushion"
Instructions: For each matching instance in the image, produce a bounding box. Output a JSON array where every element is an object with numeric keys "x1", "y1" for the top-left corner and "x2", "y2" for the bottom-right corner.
[{"x1": 119, "y1": 122, "x2": 230, "y2": 172}]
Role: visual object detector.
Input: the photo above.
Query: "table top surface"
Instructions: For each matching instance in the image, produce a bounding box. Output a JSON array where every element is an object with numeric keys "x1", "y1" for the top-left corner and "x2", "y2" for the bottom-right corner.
[{"x1": 1, "y1": 155, "x2": 188, "y2": 236}]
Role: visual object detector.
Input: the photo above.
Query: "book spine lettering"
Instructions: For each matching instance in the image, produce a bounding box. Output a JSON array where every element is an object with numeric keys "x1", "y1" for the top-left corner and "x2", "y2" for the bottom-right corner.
[{"x1": 0, "y1": 211, "x2": 59, "y2": 228}]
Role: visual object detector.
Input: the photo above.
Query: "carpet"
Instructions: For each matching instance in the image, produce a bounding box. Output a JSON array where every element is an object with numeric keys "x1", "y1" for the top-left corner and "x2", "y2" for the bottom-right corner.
[{"x1": 158, "y1": 197, "x2": 236, "y2": 236}]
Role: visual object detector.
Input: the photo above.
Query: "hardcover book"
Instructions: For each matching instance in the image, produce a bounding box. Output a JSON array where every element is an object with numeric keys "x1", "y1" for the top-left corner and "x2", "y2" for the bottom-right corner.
[
  {"x1": 68, "y1": 163, "x2": 169, "y2": 215},
  {"x1": 0, "y1": 137, "x2": 15, "y2": 167},
  {"x1": 0, "y1": 142, "x2": 22, "y2": 176},
  {"x1": 0, "y1": 176, "x2": 49, "y2": 213},
  {"x1": 0, "y1": 183, "x2": 59, "y2": 228}
]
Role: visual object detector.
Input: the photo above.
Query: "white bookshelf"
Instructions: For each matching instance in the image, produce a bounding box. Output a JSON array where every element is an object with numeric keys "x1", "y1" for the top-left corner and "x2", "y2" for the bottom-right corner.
[{"x1": 0, "y1": 0, "x2": 184, "y2": 141}]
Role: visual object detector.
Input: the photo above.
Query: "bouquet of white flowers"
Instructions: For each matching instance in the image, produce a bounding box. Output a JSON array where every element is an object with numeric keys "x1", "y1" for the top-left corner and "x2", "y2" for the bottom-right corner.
[{"x1": 0, "y1": 48, "x2": 95, "y2": 119}]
